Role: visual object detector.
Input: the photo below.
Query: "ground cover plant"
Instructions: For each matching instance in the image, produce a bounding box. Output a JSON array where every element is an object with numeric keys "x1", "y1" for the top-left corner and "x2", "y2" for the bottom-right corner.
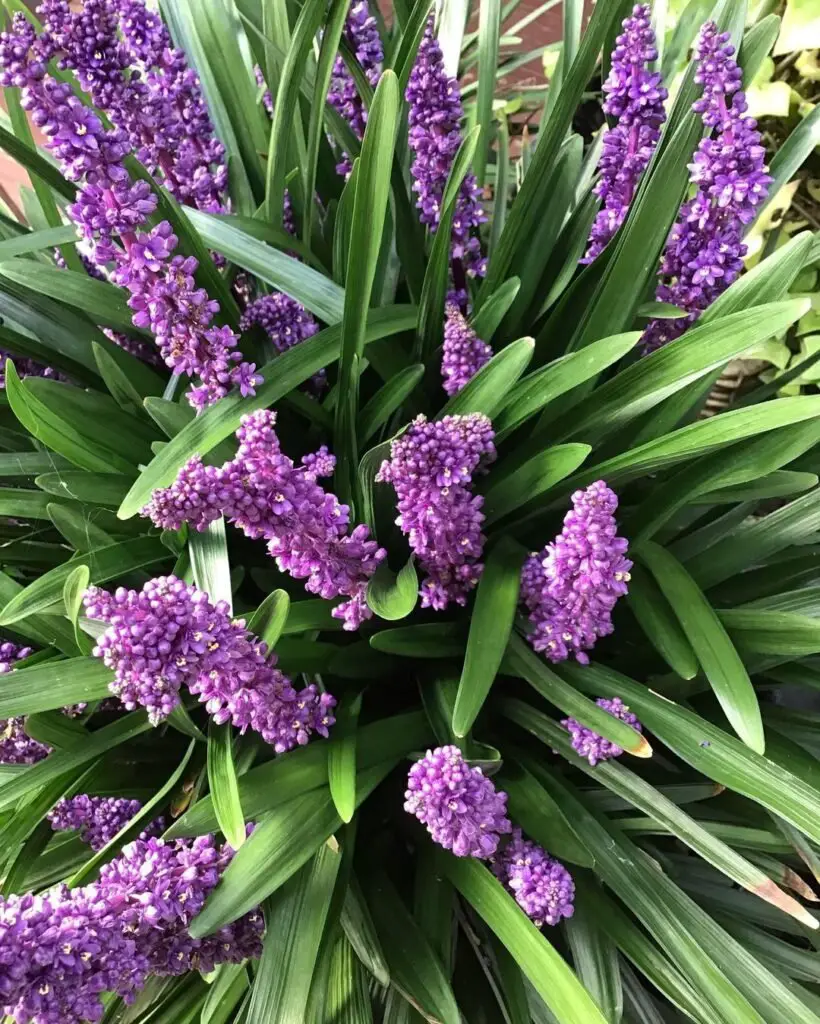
[{"x1": 1, "y1": 0, "x2": 820, "y2": 1021}]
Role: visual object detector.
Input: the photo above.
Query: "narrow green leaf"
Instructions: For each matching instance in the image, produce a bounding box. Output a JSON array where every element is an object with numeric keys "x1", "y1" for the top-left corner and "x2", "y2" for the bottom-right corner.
[
  {"x1": 357, "y1": 364, "x2": 424, "y2": 442},
  {"x1": 440, "y1": 336, "x2": 534, "y2": 419},
  {"x1": 5, "y1": 362, "x2": 136, "y2": 475},
  {"x1": 0, "y1": 656, "x2": 110, "y2": 718},
  {"x1": 627, "y1": 565, "x2": 699, "y2": 680},
  {"x1": 416, "y1": 126, "x2": 482, "y2": 362},
  {"x1": 453, "y1": 538, "x2": 524, "y2": 738},
  {"x1": 483, "y1": 444, "x2": 591, "y2": 525},
  {"x1": 474, "y1": 0, "x2": 500, "y2": 185},
  {"x1": 370, "y1": 622, "x2": 463, "y2": 658},
  {"x1": 505, "y1": 702, "x2": 815, "y2": 929},
  {"x1": 190, "y1": 765, "x2": 390, "y2": 936},
  {"x1": 36, "y1": 471, "x2": 129, "y2": 507},
  {"x1": 0, "y1": 711, "x2": 153, "y2": 813},
  {"x1": 481, "y1": 0, "x2": 623, "y2": 298},
  {"x1": 341, "y1": 878, "x2": 391, "y2": 987},
  {"x1": 755, "y1": 105, "x2": 820, "y2": 227},
  {"x1": 118, "y1": 306, "x2": 417, "y2": 518},
  {"x1": 470, "y1": 277, "x2": 520, "y2": 342},
  {"x1": 207, "y1": 721, "x2": 246, "y2": 852},
  {"x1": 189, "y1": 518, "x2": 233, "y2": 607},
  {"x1": 264, "y1": 0, "x2": 328, "y2": 224},
  {"x1": 367, "y1": 559, "x2": 418, "y2": 622},
  {"x1": 0, "y1": 124, "x2": 75, "y2": 199},
  {"x1": 328, "y1": 691, "x2": 362, "y2": 824},
  {"x1": 362, "y1": 869, "x2": 461, "y2": 1024},
  {"x1": 186, "y1": 207, "x2": 346, "y2": 323},
  {"x1": 494, "y1": 331, "x2": 640, "y2": 439},
  {"x1": 248, "y1": 589, "x2": 291, "y2": 650},
  {"x1": 507, "y1": 634, "x2": 651, "y2": 757},
  {"x1": 0, "y1": 225, "x2": 77, "y2": 259},
  {"x1": 564, "y1": 911, "x2": 622, "y2": 1024},
  {"x1": 0, "y1": 261, "x2": 136, "y2": 333},
  {"x1": 556, "y1": 659, "x2": 820, "y2": 853},
  {"x1": 564, "y1": 300, "x2": 809, "y2": 443},
  {"x1": 249, "y1": 844, "x2": 342, "y2": 1024},
  {"x1": 637, "y1": 542, "x2": 762, "y2": 752},
  {"x1": 498, "y1": 761, "x2": 593, "y2": 868},
  {"x1": 445, "y1": 857, "x2": 609, "y2": 1024},
  {"x1": 0, "y1": 536, "x2": 168, "y2": 625},
  {"x1": 335, "y1": 72, "x2": 400, "y2": 502}
]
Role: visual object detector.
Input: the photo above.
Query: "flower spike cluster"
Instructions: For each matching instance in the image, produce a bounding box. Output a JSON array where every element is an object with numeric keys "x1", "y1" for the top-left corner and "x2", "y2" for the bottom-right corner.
[
  {"x1": 377, "y1": 414, "x2": 495, "y2": 610},
  {"x1": 406, "y1": 18, "x2": 486, "y2": 306},
  {"x1": 143, "y1": 412, "x2": 384, "y2": 629},
  {"x1": 441, "y1": 304, "x2": 492, "y2": 395},
  {"x1": 405, "y1": 746, "x2": 511, "y2": 858},
  {"x1": 0, "y1": 832, "x2": 263, "y2": 1023},
  {"x1": 643, "y1": 22, "x2": 771, "y2": 350},
  {"x1": 48, "y1": 795, "x2": 145, "y2": 851},
  {"x1": 84, "y1": 575, "x2": 336, "y2": 751},
  {"x1": 563, "y1": 697, "x2": 643, "y2": 766},
  {"x1": 0, "y1": 9, "x2": 259, "y2": 409},
  {"x1": 494, "y1": 829, "x2": 575, "y2": 927},
  {"x1": 405, "y1": 749, "x2": 575, "y2": 927},
  {"x1": 327, "y1": 0, "x2": 384, "y2": 176},
  {"x1": 0, "y1": 641, "x2": 50, "y2": 765},
  {"x1": 521, "y1": 481, "x2": 632, "y2": 664},
  {"x1": 582, "y1": 4, "x2": 667, "y2": 263}
]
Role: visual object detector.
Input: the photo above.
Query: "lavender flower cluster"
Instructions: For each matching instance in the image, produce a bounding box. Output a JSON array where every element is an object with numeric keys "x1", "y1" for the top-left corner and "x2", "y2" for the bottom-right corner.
[
  {"x1": 327, "y1": 1, "x2": 384, "y2": 176},
  {"x1": 562, "y1": 697, "x2": 643, "y2": 766},
  {"x1": 582, "y1": 4, "x2": 667, "y2": 263},
  {"x1": 405, "y1": 746, "x2": 574, "y2": 927},
  {"x1": 521, "y1": 481, "x2": 632, "y2": 665},
  {"x1": 143, "y1": 410, "x2": 385, "y2": 629},
  {"x1": 0, "y1": 832, "x2": 263, "y2": 1023},
  {"x1": 84, "y1": 575, "x2": 336, "y2": 751},
  {"x1": 406, "y1": 18, "x2": 486, "y2": 307},
  {"x1": 48, "y1": 794, "x2": 143, "y2": 851},
  {"x1": 0, "y1": 5, "x2": 259, "y2": 410},
  {"x1": 376, "y1": 414, "x2": 495, "y2": 610},
  {"x1": 642, "y1": 22, "x2": 771, "y2": 350},
  {"x1": 0, "y1": 640, "x2": 50, "y2": 766},
  {"x1": 441, "y1": 305, "x2": 492, "y2": 395}
]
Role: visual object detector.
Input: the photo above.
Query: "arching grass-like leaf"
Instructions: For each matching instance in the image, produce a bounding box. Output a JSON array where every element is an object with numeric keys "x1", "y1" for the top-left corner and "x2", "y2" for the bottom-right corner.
[{"x1": 452, "y1": 537, "x2": 524, "y2": 738}]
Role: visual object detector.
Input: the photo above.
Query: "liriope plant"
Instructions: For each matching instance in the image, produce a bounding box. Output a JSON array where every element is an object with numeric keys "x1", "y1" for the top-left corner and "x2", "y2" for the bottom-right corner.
[{"x1": 0, "y1": 0, "x2": 818, "y2": 1021}]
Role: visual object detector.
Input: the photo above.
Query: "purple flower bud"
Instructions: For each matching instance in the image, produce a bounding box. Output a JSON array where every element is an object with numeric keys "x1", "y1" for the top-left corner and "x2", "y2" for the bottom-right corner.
[
  {"x1": 521, "y1": 481, "x2": 632, "y2": 664},
  {"x1": 441, "y1": 304, "x2": 492, "y2": 395},
  {"x1": 406, "y1": 18, "x2": 486, "y2": 305},
  {"x1": 642, "y1": 22, "x2": 771, "y2": 350},
  {"x1": 562, "y1": 696, "x2": 642, "y2": 766},
  {"x1": 494, "y1": 829, "x2": 575, "y2": 926},
  {"x1": 582, "y1": 5, "x2": 667, "y2": 263},
  {"x1": 377, "y1": 414, "x2": 495, "y2": 610},
  {"x1": 405, "y1": 745, "x2": 511, "y2": 858},
  {"x1": 142, "y1": 412, "x2": 385, "y2": 630},
  {"x1": 84, "y1": 575, "x2": 336, "y2": 751},
  {"x1": 327, "y1": 1, "x2": 384, "y2": 176},
  {"x1": 48, "y1": 795, "x2": 145, "y2": 851}
]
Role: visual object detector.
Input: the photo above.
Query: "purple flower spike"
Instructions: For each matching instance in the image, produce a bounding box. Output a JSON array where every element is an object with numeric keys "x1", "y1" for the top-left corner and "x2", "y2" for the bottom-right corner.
[
  {"x1": 327, "y1": 0, "x2": 384, "y2": 176},
  {"x1": 0, "y1": 641, "x2": 50, "y2": 765},
  {"x1": 406, "y1": 18, "x2": 486, "y2": 306},
  {"x1": 521, "y1": 481, "x2": 632, "y2": 664},
  {"x1": 84, "y1": 575, "x2": 336, "y2": 751},
  {"x1": 582, "y1": 4, "x2": 667, "y2": 263},
  {"x1": 0, "y1": 831, "x2": 263, "y2": 1023},
  {"x1": 441, "y1": 304, "x2": 492, "y2": 395},
  {"x1": 562, "y1": 696, "x2": 642, "y2": 766},
  {"x1": 48, "y1": 795, "x2": 143, "y2": 851},
  {"x1": 642, "y1": 22, "x2": 771, "y2": 350},
  {"x1": 376, "y1": 413, "x2": 495, "y2": 610},
  {"x1": 494, "y1": 829, "x2": 575, "y2": 926},
  {"x1": 143, "y1": 411, "x2": 385, "y2": 630},
  {"x1": 405, "y1": 745, "x2": 511, "y2": 858},
  {"x1": 240, "y1": 292, "x2": 320, "y2": 386}
]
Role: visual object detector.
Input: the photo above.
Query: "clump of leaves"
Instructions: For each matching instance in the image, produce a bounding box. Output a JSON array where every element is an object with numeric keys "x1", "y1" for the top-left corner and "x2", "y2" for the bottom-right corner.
[{"x1": 0, "y1": 0, "x2": 820, "y2": 1022}]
